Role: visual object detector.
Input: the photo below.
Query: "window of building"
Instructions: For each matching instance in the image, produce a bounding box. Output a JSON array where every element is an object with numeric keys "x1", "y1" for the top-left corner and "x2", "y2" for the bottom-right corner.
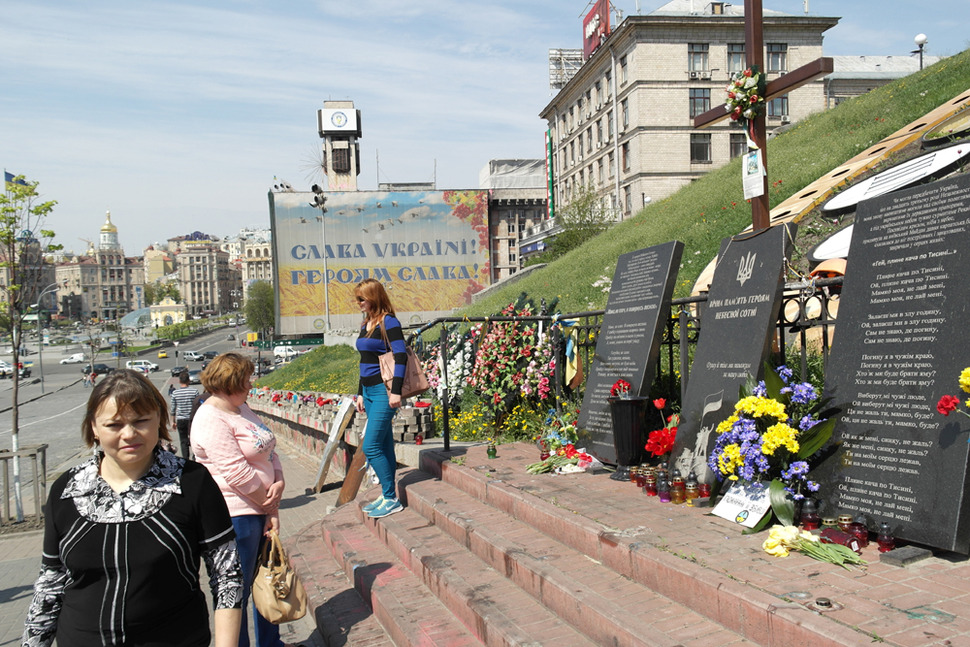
[
  {"x1": 767, "y1": 43, "x2": 788, "y2": 73},
  {"x1": 607, "y1": 111, "x2": 614, "y2": 139},
  {"x1": 619, "y1": 56, "x2": 628, "y2": 85},
  {"x1": 584, "y1": 89, "x2": 592, "y2": 114},
  {"x1": 608, "y1": 152, "x2": 615, "y2": 178},
  {"x1": 332, "y1": 148, "x2": 351, "y2": 173},
  {"x1": 568, "y1": 106, "x2": 574, "y2": 130},
  {"x1": 577, "y1": 132, "x2": 583, "y2": 158},
  {"x1": 687, "y1": 43, "x2": 709, "y2": 74},
  {"x1": 730, "y1": 133, "x2": 747, "y2": 159},
  {"x1": 624, "y1": 186, "x2": 632, "y2": 214},
  {"x1": 690, "y1": 133, "x2": 712, "y2": 163},
  {"x1": 578, "y1": 169, "x2": 584, "y2": 186},
  {"x1": 768, "y1": 94, "x2": 789, "y2": 118},
  {"x1": 689, "y1": 88, "x2": 711, "y2": 118},
  {"x1": 598, "y1": 158, "x2": 604, "y2": 184},
  {"x1": 594, "y1": 81, "x2": 602, "y2": 106},
  {"x1": 586, "y1": 127, "x2": 593, "y2": 152},
  {"x1": 622, "y1": 142, "x2": 631, "y2": 172},
  {"x1": 728, "y1": 43, "x2": 745, "y2": 73},
  {"x1": 596, "y1": 119, "x2": 603, "y2": 146},
  {"x1": 605, "y1": 70, "x2": 612, "y2": 98},
  {"x1": 570, "y1": 141, "x2": 575, "y2": 165},
  {"x1": 621, "y1": 99, "x2": 629, "y2": 129}
]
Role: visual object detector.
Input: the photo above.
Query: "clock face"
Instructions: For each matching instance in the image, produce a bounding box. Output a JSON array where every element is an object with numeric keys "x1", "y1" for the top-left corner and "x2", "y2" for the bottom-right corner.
[{"x1": 331, "y1": 111, "x2": 348, "y2": 128}]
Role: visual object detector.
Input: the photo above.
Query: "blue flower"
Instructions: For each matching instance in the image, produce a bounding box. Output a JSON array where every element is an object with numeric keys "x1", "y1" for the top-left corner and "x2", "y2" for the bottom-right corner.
[
  {"x1": 776, "y1": 365, "x2": 794, "y2": 384},
  {"x1": 753, "y1": 381, "x2": 767, "y2": 397}
]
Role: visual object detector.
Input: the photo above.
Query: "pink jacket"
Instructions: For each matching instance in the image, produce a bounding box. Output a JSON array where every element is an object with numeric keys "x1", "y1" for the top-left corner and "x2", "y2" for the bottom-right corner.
[{"x1": 190, "y1": 402, "x2": 283, "y2": 517}]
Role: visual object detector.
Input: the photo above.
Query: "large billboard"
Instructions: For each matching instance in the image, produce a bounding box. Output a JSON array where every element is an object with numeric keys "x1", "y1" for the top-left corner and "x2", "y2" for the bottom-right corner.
[
  {"x1": 270, "y1": 190, "x2": 489, "y2": 335},
  {"x1": 583, "y1": 0, "x2": 611, "y2": 60}
]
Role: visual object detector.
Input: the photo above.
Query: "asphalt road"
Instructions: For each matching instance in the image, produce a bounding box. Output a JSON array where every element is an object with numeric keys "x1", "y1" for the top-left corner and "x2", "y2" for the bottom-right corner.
[{"x1": 0, "y1": 327, "x2": 260, "y2": 474}]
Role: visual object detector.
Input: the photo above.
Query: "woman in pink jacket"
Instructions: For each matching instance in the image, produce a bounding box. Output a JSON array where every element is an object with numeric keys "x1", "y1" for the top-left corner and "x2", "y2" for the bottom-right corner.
[{"x1": 191, "y1": 353, "x2": 290, "y2": 647}]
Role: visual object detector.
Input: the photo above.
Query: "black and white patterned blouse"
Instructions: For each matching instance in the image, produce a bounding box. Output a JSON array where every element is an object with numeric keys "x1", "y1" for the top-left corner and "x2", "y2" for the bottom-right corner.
[{"x1": 23, "y1": 448, "x2": 243, "y2": 647}]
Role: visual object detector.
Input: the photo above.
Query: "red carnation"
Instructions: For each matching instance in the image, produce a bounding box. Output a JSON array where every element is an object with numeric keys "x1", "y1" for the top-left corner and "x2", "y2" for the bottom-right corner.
[{"x1": 938, "y1": 394, "x2": 961, "y2": 416}]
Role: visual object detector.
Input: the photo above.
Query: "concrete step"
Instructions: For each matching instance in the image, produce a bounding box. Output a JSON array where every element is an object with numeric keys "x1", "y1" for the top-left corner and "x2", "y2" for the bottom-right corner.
[
  {"x1": 288, "y1": 514, "x2": 395, "y2": 647},
  {"x1": 400, "y1": 471, "x2": 755, "y2": 646},
  {"x1": 320, "y1": 503, "x2": 481, "y2": 646}
]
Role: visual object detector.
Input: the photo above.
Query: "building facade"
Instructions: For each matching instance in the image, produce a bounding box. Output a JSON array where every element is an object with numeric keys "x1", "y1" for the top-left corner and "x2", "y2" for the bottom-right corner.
[
  {"x1": 55, "y1": 212, "x2": 145, "y2": 321},
  {"x1": 540, "y1": 0, "x2": 839, "y2": 222},
  {"x1": 175, "y1": 245, "x2": 242, "y2": 317},
  {"x1": 479, "y1": 160, "x2": 548, "y2": 281}
]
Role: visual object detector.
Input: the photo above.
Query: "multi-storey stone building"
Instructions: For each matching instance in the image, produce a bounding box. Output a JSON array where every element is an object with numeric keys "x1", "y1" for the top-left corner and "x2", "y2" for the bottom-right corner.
[
  {"x1": 175, "y1": 245, "x2": 241, "y2": 317},
  {"x1": 540, "y1": 0, "x2": 839, "y2": 221},
  {"x1": 55, "y1": 212, "x2": 145, "y2": 321}
]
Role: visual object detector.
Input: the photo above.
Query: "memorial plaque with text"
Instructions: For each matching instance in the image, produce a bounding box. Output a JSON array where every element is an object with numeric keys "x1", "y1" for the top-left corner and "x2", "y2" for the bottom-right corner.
[
  {"x1": 815, "y1": 173, "x2": 970, "y2": 553},
  {"x1": 670, "y1": 224, "x2": 794, "y2": 480},
  {"x1": 578, "y1": 241, "x2": 684, "y2": 463}
]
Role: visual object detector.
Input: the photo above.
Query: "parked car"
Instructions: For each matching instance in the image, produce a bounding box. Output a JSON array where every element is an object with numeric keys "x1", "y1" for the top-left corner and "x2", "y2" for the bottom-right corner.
[
  {"x1": 126, "y1": 359, "x2": 159, "y2": 373},
  {"x1": 274, "y1": 346, "x2": 300, "y2": 359},
  {"x1": 82, "y1": 363, "x2": 114, "y2": 376},
  {"x1": 203, "y1": 351, "x2": 218, "y2": 360},
  {"x1": 187, "y1": 369, "x2": 203, "y2": 384},
  {"x1": 60, "y1": 353, "x2": 86, "y2": 365},
  {"x1": 182, "y1": 351, "x2": 205, "y2": 362}
]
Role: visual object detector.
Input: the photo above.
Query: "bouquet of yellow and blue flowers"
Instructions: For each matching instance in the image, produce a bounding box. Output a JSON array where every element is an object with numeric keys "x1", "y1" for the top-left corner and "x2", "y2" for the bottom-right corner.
[{"x1": 709, "y1": 365, "x2": 840, "y2": 528}]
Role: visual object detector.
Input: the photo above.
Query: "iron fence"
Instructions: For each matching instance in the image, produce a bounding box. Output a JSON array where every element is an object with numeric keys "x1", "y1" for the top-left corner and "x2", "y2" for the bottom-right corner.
[{"x1": 408, "y1": 276, "x2": 843, "y2": 451}]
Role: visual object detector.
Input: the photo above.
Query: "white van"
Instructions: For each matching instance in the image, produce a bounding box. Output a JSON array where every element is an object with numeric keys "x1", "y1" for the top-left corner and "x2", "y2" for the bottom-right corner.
[
  {"x1": 126, "y1": 359, "x2": 159, "y2": 372},
  {"x1": 274, "y1": 346, "x2": 300, "y2": 359}
]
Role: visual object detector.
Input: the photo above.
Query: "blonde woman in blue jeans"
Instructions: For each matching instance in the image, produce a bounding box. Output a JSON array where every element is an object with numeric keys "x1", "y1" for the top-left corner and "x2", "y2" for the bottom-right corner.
[{"x1": 353, "y1": 279, "x2": 407, "y2": 518}]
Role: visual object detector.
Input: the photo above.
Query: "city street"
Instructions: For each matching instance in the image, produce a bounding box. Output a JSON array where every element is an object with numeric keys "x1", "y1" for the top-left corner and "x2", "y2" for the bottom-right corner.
[{"x1": 0, "y1": 327, "x2": 256, "y2": 473}]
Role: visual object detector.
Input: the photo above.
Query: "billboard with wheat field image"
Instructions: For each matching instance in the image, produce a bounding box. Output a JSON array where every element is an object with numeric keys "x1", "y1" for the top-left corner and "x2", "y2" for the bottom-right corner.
[{"x1": 270, "y1": 190, "x2": 490, "y2": 334}]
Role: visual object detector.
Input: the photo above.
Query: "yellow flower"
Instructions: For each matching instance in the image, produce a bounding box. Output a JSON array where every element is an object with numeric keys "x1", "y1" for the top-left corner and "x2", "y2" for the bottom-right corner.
[
  {"x1": 761, "y1": 423, "x2": 799, "y2": 456},
  {"x1": 762, "y1": 535, "x2": 790, "y2": 557},
  {"x1": 717, "y1": 443, "x2": 743, "y2": 476},
  {"x1": 735, "y1": 396, "x2": 787, "y2": 420},
  {"x1": 960, "y1": 367, "x2": 970, "y2": 394},
  {"x1": 716, "y1": 415, "x2": 738, "y2": 434}
]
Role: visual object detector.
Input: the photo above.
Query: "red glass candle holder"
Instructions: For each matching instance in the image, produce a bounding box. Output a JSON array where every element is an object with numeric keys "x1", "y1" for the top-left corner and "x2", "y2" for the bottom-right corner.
[{"x1": 848, "y1": 522, "x2": 869, "y2": 548}]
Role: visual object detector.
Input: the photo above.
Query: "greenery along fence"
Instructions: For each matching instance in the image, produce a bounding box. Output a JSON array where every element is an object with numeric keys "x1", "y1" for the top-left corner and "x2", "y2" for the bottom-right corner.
[{"x1": 408, "y1": 276, "x2": 842, "y2": 451}]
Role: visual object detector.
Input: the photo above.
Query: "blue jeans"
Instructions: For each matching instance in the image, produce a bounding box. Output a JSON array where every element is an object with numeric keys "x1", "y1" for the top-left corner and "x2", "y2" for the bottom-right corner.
[
  {"x1": 232, "y1": 514, "x2": 282, "y2": 647},
  {"x1": 361, "y1": 383, "x2": 398, "y2": 500}
]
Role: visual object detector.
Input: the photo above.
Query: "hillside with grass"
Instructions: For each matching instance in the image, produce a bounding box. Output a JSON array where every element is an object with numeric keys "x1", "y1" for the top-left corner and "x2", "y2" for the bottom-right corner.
[{"x1": 262, "y1": 49, "x2": 970, "y2": 392}]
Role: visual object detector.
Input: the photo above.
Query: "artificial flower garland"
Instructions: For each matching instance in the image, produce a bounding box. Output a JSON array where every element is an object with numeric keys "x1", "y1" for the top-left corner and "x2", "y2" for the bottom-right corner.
[{"x1": 725, "y1": 66, "x2": 767, "y2": 125}]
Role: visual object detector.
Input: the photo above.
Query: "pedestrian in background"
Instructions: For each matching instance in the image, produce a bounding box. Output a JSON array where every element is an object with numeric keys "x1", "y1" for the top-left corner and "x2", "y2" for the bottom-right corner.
[
  {"x1": 191, "y1": 353, "x2": 295, "y2": 647},
  {"x1": 23, "y1": 369, "x2": 243, "y2": 647},
  {"x1": 354, "y1": 278, "x2": 407, "y2": 519},
  {"x1": 171, "y1": 369, "x2": 200, "y2": 459}
]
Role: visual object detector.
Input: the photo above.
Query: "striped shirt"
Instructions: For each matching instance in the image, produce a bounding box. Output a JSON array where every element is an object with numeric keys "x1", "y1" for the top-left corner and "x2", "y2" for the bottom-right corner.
[
  {"x1": 356, "y1": 314, "x2": 407, "y2": 395},
  {"x1": 171, "y1": 385, "x2": 200, "y2": 421}
]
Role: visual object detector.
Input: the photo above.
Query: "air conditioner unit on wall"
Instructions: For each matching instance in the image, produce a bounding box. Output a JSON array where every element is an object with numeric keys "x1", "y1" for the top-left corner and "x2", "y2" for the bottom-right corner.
[
  {"x1": 689, "y1": 71, "x2": 700, "y2": 79},
  {"x1": 780, "y1": 115, "x2": 791, "y2": 124}
]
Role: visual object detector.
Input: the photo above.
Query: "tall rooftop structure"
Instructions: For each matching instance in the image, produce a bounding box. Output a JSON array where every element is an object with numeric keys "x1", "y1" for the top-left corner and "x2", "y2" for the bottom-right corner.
[{"x1": 317, "y1": 100, "x2": 362, "y2": 192}]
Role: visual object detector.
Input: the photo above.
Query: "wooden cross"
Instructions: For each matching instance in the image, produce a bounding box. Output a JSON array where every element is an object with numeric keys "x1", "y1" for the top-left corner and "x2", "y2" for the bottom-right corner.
[{"x1": 693, "y1": 0, "x2": 833, "y2": 232}]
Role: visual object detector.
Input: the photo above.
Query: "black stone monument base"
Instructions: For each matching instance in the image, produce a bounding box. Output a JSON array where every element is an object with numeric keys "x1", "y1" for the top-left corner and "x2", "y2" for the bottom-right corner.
[
  {"x1": 607, "y1": 396, "x2": 649, "y2": 483},
  {"x1": 610, "y1": 465, "x2": 632, "y2": 482}
]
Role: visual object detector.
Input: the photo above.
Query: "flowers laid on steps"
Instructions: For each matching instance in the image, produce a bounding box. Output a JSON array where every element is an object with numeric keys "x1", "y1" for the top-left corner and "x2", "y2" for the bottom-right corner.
[
  {"x1": 762, "y1": 525, "x2": 867, "y2": 570},
  {"x1": 709, "y1": 365, "x2": 839, "y2": 527}
]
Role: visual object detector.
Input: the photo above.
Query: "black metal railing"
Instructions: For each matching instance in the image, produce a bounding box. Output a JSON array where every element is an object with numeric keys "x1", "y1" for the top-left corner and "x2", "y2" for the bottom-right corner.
[{"x1": 407, "y1": 277, "x2": 842, "y2": 451}]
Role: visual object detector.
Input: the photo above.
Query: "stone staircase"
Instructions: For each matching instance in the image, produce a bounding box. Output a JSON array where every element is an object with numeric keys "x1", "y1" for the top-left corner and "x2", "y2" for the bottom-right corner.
[{"x1": 290, "y1": 442, "x2": 895, "y2": 647}]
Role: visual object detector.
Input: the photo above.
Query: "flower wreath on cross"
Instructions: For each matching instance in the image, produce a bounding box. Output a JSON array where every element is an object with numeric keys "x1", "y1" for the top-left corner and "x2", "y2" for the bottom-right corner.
[{"x1": 725, "y1": 65, "x2": 767, "y2": 130}]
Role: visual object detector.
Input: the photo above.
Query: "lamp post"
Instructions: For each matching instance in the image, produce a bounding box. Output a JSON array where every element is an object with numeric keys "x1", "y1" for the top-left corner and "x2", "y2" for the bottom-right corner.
[
  {"x1": 32, "y1": 282, "x2": 59, "y2": 394},
  {"x1": 310, "y1": 185, "x2": 331, "y2": 332},
  {"x1": 913, "y1": 33, "x2": 927, "y2": 70}
]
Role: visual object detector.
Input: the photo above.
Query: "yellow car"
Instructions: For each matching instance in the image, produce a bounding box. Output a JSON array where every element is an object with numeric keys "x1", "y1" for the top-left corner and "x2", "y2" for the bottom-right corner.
[{"x1": 157, "y1": 349, "x2": 169, "y2": 359}]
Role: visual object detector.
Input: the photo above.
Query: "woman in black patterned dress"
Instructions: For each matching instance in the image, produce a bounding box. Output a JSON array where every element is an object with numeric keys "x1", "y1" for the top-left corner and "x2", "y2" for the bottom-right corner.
[{"x1": 23, "y1": 369, "x2": 244, "y2": 647}]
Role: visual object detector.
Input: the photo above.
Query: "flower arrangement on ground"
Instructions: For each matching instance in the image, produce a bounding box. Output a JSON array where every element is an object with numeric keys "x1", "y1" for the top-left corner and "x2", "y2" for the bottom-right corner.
[
  {"x1": 762, "y1": 525, "x2": 867, "y2": 570},
  {"x1": 526, "y1": 403, "x2": 595, "y2": 474},
  {"x1": 708, "y1": 365, "x2": 839, "y2": 528},
  {"x1": 645, "y1": 398, "x2": 679, "y2": 463},
  {"x1": 725, "y1": 66, "x2": 767, "y2": 124},
  {"x1": 937, "y1": 368, "x2": 970, "y2": 423}
]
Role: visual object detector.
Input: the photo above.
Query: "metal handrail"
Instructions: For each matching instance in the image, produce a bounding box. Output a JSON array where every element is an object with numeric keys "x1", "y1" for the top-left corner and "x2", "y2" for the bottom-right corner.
[{"x1": 0, "y1": 444, "x2": 49, "y2": 524}]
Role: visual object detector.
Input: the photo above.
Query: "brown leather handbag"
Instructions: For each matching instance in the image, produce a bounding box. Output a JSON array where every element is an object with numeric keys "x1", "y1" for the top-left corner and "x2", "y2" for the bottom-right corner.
[
  {"x1": 379, "y1": 321, "x2": 431, "y2": 399},
  {"x1": 252, "y1": 531, "x2": 308, "y2": 624}
]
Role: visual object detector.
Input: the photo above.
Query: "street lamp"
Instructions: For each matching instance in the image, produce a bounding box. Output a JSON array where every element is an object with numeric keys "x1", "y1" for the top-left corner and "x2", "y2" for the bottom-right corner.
[
  {"x1": 310, "y1": 184, "x2": 331, "y2": 331},
  {"x1": 32, "y1": 282, "x2": 59, "y2": 394},
  {"x1": 913, "y1": 33, "x2": 928, "y2": 70}
]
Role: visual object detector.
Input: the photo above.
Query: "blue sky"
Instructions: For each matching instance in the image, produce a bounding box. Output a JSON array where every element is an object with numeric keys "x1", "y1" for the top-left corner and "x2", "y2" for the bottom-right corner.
[{"x1": 3, "y1": 0, "x2": 967, "y2": 254}]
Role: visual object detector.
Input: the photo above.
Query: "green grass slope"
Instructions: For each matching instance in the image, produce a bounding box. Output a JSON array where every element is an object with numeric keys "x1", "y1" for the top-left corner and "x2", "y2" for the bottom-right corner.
[
  {"x1": 468, "y1": 49, "x2": 970, "y2": 314},
  {"x1": 263, "y1": 51, "x2": 970, "y2": 392}
]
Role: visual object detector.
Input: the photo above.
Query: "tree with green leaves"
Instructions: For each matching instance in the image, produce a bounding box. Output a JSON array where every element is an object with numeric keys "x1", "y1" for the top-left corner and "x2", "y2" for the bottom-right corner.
[
  {"x1": 144, "y1": 280, "x2": 181, "y2": 306},
  {"x1": 0, "y1": 175, "x2": 60, "y2": 521},
  {"x1": 525, "y1": 185, "x2": 613, "y2": 265},
  {"x1": 244, "y1": 281, "x2": 275, "y2": 340}
]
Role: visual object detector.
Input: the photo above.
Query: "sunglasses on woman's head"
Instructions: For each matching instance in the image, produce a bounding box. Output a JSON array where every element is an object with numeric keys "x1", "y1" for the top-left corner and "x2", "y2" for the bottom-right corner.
[{"x1": 355, "y1": 296, "x2": 366, "y2": 303}]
